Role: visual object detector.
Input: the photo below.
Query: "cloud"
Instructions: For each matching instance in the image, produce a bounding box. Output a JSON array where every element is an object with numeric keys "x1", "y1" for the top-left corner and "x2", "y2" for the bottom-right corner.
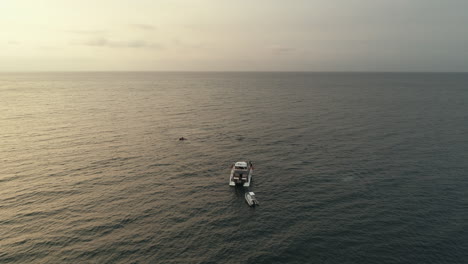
[
  {"x1": 39, "y1": 45, "x2": 58, "y2": 50},
  {"x1": 81, "y1": 37, "x2": 163, "y2": 49},
  {"x1": 130, "y1": 24, "x2": 157, "y2": 31},
  {"x1": 172, "y1": 38, "x2": 207, "y2": 49},
  {"x1": 269, "y1": 45, "x2": 296, "y2": 55},
  {"x1": 66, "y1": 29, "x2": 107, "y2": 35}
]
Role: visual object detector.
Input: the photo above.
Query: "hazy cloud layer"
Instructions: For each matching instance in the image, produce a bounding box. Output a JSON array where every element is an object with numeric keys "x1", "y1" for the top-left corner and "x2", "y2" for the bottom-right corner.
[
  {"x1": 81, "y1": 38, "x2": 163, "y2": 49},
  {"x1": 130, "y1": 24, "x2": 157, "y2": 31},
  {"x1": 66, "y1": 30, "x2": 107, "y2": 35},
  {"x1": 269, "y1": 45, "x2": 296, "y2": 55},
  {"x1": 1, "y1": 0, "x2": 468, "y2": 71}
]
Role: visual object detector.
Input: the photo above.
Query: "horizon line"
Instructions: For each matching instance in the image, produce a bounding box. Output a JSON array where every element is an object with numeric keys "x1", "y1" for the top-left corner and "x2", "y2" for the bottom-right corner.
[{"x1": 1, "y1": 70, "x2": 468, "y2": 73}]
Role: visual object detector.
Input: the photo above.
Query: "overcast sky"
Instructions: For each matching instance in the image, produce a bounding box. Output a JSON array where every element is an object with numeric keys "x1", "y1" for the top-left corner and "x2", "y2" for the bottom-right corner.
[{"x1": 1, "y1": 0, "x2": 468, "y2": 71}]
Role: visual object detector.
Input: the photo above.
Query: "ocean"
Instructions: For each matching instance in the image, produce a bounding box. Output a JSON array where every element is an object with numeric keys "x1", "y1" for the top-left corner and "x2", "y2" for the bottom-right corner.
[{"x1": 1, "y1": 72, "x2": 467, "y2": 263}]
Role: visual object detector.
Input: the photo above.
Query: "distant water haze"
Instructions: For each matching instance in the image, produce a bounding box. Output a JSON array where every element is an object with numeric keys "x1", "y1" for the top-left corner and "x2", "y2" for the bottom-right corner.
[
  {"x1": 1, "y1": 72, "x2": 468, "y2": 263},
  {"x1": 1, "y1": 0, "x2": 468, "y2": 71}
]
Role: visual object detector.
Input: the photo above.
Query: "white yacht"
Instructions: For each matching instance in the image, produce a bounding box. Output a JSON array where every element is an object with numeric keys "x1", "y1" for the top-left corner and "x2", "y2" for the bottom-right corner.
[
  {"x1": 229, "y1": 161, "x2": 253, "y2": 187},
  {"x1": 245, "y1": 192, "x2": 259, "y2": 207}
]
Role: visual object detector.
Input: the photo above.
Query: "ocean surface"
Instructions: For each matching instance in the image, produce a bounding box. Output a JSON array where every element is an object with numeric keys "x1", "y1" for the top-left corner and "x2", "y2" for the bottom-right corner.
[{"x1": 1, "y1": 72, "x2": 468, "y2": 264}]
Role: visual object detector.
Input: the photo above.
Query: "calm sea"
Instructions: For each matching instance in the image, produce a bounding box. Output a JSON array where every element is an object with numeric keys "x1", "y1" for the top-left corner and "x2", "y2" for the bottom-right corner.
[{"x1": 1, "y1": 72, "x2": 467, "y2": 263}]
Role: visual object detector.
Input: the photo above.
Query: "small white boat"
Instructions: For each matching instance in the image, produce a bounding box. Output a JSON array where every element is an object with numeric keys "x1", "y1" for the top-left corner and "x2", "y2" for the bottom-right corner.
[
  {"x1": 229, "y1": 161, "x2": 253, "y2": 187},
  {"x1": 245, "y1": 192, "x2": 259, "y2": 207}
]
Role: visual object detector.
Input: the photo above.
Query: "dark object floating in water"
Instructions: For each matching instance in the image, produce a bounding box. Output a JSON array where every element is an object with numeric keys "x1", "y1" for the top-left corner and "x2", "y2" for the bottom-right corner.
[{"x1": 179, "y1": 137, "x2": 187, "y2": 141}]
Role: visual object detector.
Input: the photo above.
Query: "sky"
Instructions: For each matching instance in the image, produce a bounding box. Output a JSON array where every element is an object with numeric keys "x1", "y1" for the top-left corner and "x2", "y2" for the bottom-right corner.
[{"x1": 1, "y1": 0, "x2": 468, "y2": 71}]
